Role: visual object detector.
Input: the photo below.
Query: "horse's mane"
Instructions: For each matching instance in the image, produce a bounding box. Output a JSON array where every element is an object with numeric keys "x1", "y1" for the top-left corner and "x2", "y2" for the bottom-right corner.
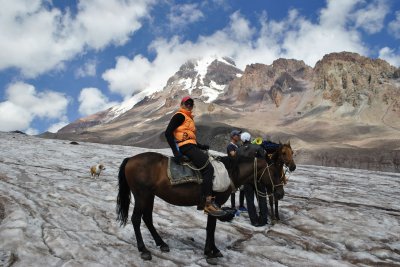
[{"x1": 217, "y1": 155, "x2": 255, "y2": 168}]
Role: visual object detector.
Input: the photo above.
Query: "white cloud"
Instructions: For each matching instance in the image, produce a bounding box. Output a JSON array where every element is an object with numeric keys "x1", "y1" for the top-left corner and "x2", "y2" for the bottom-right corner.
[
  {"x1": 379, "y1": 47, "x2": 400, "y2": 67},
  {"x1": 0, "y1": 0, "x2": 155, "y2": 78},
  {"x1": 47, "y1": 118, "x2": 69, "y2": 133},
  {"x1": 0, "y1": 82, "x2": 69, "y2": 132},
  {"x1": 75, "y1": 60, "x2": 97, "y2": 78},
  {"x1": 25, "y1": 128, "x2": 40, "y2": 135},
  {"x1": 318, "y1": 0, "x2": 359, "y2": 28},
  {"x1": 279, "y1": 6, "x2": 368, "y2": 66},
  {"x1": 6, "y1": 82, "x2": 69, "y2": 119},
  {"x1": 228, "y1": 11, "x2": 255, "y2": 41},
  {"x1": 352, "y1": 0, "x2": 389, "y2": 34},
  {"x1": 388, "y1": 11, "x2": 400, "y2": 39},
  {"x1": 102, "y1": 55, "x2": 154, "y2": 97},
  {"x1": 74, "y1": 0, "x2": 153, "y2": 49},
  {"x1": 0, "y1": 101, "x2": 32, "y2": 131},
  {"x1": 78, "y1": 87, "x2": 118, "y2": 116},
  {"x1": 168, "y1": 3, "x2": 204, "y2": 30}
]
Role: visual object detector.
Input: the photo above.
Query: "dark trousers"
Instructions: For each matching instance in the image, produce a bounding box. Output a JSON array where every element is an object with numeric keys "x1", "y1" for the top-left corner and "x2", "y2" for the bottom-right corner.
[
  {"x1": 243, "y1": 183, "x2": 268, "y2": 225},
  {"x1": 180, "y1": 144, "x2": 214, "y2": 197},
  {"x1": 230, "y1": 189, "x2": 245, "y2": 208}
]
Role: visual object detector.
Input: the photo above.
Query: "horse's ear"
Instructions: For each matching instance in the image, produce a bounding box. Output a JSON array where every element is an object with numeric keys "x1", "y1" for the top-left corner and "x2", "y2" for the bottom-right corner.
[
  {"x1": 288, "y1": 140, "x2": 291, "y2": 146},
  {"x1": 279, "y1": 140, "x2": 282, "y2": 145}
]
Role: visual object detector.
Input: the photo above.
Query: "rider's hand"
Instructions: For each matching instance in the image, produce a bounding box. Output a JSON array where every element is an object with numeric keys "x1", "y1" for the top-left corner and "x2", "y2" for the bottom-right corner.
[
  {"x1": 181, "y1": 155, "x2": 190, "y2": 162},
  {"x1": 173, "y1": 152, "x2": 190, "y2": 164},
  {"x1": 173, "y1": 151, "x2": 182, "y2": 163}
]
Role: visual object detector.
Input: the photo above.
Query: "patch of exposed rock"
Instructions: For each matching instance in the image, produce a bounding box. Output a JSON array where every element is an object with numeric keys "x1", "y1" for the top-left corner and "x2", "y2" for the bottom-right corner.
[
  {"x1": 313, "y1": 52, "x2": 398, "y2": 107},
  {"x1": 58, "y1": 109, "x2": 110, "y2": 133},
  {"x1": 203, "y1": 59, "x2": 243, "y2": 86},
  {"x1": 223, "y1": 58, "x2": 312, "y2": 106}
]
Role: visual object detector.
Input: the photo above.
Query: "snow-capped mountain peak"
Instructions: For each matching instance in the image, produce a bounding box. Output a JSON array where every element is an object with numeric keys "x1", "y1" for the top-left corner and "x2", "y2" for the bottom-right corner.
[
  {"x1": 166, "y1": 56, "x2": 243, "y2": 102},
  {"x1": 106, "y1": 56, "x2": 241, "y2": 122}
]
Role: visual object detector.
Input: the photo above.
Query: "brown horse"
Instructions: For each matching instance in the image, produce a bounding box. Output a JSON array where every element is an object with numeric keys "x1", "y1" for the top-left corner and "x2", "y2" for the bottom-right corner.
[
  {"x1": 116, "y1": 143, "x2": 295, "y2": 262},
  {"x1": 263, "y1": 142, "x2": 296, "y2": 223}
]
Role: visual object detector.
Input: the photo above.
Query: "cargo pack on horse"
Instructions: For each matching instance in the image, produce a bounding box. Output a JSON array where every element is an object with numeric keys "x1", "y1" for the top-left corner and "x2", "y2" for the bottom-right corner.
[{"x1": 115, "y1": 142, "x2": 295, "y2": 262}]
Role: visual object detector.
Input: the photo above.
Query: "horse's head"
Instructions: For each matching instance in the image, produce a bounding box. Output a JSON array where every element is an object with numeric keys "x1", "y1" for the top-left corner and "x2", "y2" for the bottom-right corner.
[{"x1": 278, "y1": 141, "x2": 296, "y2": 172}]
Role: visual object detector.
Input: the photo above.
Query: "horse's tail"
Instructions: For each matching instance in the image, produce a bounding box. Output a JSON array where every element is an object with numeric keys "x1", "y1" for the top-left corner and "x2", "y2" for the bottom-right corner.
[{"x1": 116, "y1": 157, "x2": 131, "y2": 227}]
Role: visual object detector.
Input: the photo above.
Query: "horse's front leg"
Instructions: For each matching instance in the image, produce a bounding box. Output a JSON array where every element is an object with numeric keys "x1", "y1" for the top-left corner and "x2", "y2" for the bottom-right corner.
[
  {"x1": 204, "y1": 215, "x2": 223, "y2": 259},
  {"x1": 274, "y1": 199, "x2": 280, "y2": 221},
  {"x1": 268, "y1": 195, "x2": 277, "y2": 223}
]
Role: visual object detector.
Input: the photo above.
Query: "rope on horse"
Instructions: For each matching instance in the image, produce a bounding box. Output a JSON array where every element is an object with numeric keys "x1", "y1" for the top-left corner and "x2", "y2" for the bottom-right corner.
[
  {"x1": 182, "y1": 155, "x2": 210, "y2": 171},
  {"x1": 253, "y1": 159, "x2": 270, "y2": 199},
  {"x1": 253, "y1": 158, "x2": 287, "y2": 204}
]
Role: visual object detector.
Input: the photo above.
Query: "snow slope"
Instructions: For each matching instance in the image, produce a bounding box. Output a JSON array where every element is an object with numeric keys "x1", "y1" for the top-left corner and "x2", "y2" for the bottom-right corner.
[{"x1": 0, "y1": 132, "x2": 399, "y2": 266}]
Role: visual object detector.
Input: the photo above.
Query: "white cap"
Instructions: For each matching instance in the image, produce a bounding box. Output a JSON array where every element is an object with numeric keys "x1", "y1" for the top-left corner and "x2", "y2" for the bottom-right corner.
[{"x1": 241, "y1": 132, "x2": 251, "y2": 142}]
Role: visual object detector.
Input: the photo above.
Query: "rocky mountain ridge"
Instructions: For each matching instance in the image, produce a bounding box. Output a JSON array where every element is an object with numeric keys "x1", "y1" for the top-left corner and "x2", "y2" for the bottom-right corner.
[{"x1": 49, "y1": 52, "x2": 400, "y2": 172}]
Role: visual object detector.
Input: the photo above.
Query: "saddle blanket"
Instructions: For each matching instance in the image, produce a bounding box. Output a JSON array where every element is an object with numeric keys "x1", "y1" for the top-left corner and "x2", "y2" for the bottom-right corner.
[{"x1": 167, "y1": 156, "x2": 231, "y2": 192}]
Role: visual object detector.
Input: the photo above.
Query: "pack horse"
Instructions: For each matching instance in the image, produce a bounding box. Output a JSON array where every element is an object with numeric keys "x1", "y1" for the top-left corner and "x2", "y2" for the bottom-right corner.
[{"x1": 116, "y1": 142, "x2": 295, "y2": 262}]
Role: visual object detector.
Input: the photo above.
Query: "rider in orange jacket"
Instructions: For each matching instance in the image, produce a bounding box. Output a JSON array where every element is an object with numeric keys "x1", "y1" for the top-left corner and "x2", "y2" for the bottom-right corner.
[{"x1": 165, "y1": 96, "x2": 226, "y2": 217}]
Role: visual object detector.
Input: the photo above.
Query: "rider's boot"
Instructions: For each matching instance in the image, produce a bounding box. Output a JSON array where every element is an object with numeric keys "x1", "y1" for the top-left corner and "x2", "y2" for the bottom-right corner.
[{"x1": 204, "y1": 196, "x2": 226, "y2": 217}]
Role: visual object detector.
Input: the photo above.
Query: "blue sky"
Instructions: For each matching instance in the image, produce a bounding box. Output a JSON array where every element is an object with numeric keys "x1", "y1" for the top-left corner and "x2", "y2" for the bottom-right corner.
[{"x1": 0, "y1": 0, "x2": 399, "y2": 134}]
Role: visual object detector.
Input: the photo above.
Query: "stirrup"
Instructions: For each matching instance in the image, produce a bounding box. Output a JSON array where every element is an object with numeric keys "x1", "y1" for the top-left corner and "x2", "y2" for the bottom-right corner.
[
  {"x1": 204, "y1": 204, "x2": 226, "y2": 217},
  {"x1": 204, "y1": 209, "x2": 227, "y2": 217}
]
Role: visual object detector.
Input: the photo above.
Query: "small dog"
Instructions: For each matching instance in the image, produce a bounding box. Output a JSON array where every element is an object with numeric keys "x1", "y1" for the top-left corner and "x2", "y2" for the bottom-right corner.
[{"x1": 90, "y1": 164, "x2": 105, "y2": 179}]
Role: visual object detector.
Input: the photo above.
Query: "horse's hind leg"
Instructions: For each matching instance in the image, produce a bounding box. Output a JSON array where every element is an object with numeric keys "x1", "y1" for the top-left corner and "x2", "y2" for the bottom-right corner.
[
  {"x1": 131, "y1": 200, "x2": 152, "y2": 260},
  {"x1": 142, "y1": 194, "x2": 170, "y2": 253}
]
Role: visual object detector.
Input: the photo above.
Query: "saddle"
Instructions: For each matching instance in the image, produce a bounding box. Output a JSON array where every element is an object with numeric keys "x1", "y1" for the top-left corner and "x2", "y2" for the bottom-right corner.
[
  {"x1": 167, "y1": 158, "x2": 202, "y2": 185},
  {"x1": 167, "y1": 156, "x2": 232, "y2": 192}
]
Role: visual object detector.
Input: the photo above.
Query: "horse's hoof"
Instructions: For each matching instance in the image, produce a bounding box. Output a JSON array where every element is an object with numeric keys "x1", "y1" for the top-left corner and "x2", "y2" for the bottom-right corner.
[
  {"x1": 271, "y1": 219, "x2": 277, "y2": 225},
  {"x1": 141, "y1": 251, "x2": 152, "y2": 261},
  {"x1": 159, "y1": 244, "x2": 170, "y2": 252},
  {"x1": 205, "y1": 249, "x2": 223, "y2": 258},
  {"x1": 213, "y1": 251, "x2": 223, "y2": 258},
  {"x1": 206, "y1": 257, "x2": 219, "y2": 265}
]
